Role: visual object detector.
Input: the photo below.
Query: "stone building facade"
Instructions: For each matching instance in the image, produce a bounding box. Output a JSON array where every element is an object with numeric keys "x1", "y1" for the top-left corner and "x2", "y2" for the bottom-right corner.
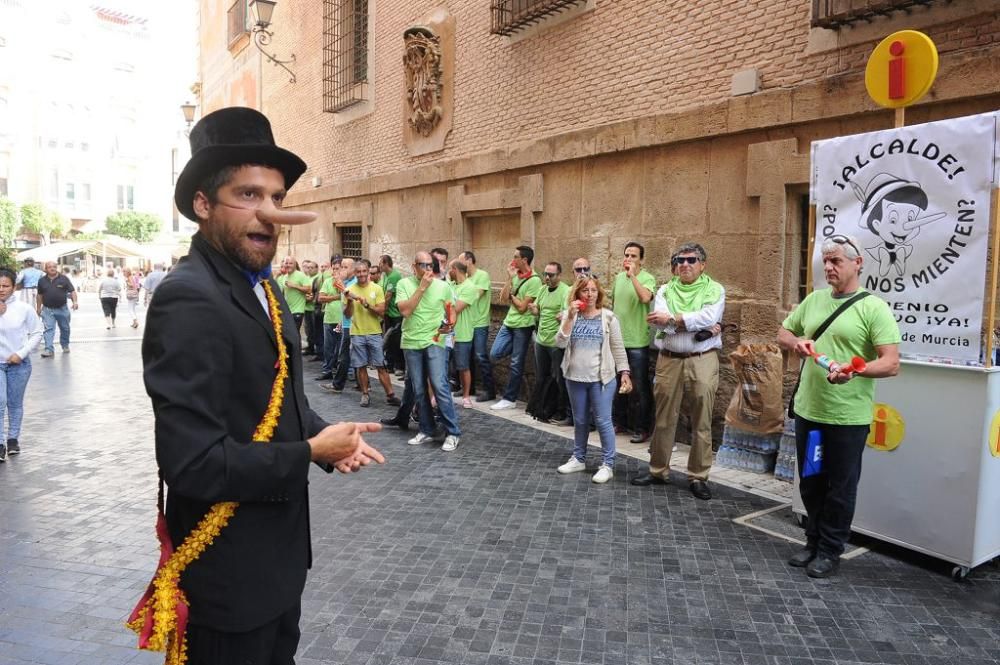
[{"x1": 198, "y1": 0, "x2": 1000, "y2": 427}]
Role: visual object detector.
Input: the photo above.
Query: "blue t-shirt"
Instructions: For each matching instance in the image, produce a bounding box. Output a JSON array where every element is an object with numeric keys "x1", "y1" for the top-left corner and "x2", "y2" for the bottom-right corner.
[
  {"x1": 17, "y1": 267, "x2": 44, "y2": 288},
  {"x1": 341, "y1": 277, "x2": 357, "y2": 328}
]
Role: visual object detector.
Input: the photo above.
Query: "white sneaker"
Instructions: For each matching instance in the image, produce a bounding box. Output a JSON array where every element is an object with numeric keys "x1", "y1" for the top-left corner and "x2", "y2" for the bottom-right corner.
[
  {"x1": 557, "y1": 457, "x2": 587, "y2": 474},
  {"x1": 592, "y1": 465, "x2": 613, "y2": 484},
  {"x1": 490, "y1": 399, "x2": 516, "y2": 410},
  {"x1": 408, "y1": 433, "x2": 435, "y2": 446},
  {"x1": 441, "y1": 435, "x2": 460, "y2": 452}
]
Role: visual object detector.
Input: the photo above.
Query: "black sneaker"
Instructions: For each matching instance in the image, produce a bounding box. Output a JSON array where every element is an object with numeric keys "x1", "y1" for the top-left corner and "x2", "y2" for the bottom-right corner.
[
  {"x1": 386, "y1": 394, "x2": 402, "y2": 407},
  {"x1": 6, "y1": 438, "x2": 18, "y2": 455},
  {"x1": 320, "y1": 383, "x2": 344, "y2": 394},
  {"x1": 0, "y1": 444, "x2": 6, "y2": 462},
  {"x1": 314, "y1": 372, "x2": 333, "y2": 381},
  {"x1": 475, "y1": 392, "x2": 496, "y2": 403}
]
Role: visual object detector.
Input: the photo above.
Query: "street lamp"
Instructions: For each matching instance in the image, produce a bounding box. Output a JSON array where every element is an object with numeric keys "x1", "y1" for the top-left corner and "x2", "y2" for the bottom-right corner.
[
  {"x1": 180, "y1": 101, "x2": 197, "y2": 132},
  {"x1": 249, "y1": 0, "x2": 297, "y2": 84}
]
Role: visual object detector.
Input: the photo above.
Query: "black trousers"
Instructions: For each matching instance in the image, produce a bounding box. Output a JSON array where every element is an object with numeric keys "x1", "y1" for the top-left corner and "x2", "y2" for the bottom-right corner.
[
  {"x1": 527, "y1": 343, "x2": 567, "y2": 421},
  {"x1": 384, "y1": 316, "x2": 404, "y2": 371},
  {"x1": 332, "y1": 328, "x2": 352, "y2": 389},
  {"x1": 186, "y1": 602, "x2": 301, "y2": 665},
  {"x1": 613, "y1": 347, "x2": 653, "y2": 433},
  {"x1": 794, "y1": 415, "x2": 870, "y2": 558}
]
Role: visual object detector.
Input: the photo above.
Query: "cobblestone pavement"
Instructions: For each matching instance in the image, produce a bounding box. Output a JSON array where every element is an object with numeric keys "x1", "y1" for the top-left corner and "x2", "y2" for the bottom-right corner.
[{"x1": 1, "y1": 295, "x2": 999, "y2": 665}]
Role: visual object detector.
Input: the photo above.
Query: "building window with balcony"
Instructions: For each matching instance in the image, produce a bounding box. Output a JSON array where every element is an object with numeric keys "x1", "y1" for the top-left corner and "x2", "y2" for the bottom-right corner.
[
  {"x1": 811, "y1": 0, "x2": 936, "y2": 29},
  {"x1": 323, "y1": 0, "x2": 369, "y2": 112},
  {"x1": 490, "y1": 0, "x2": 587, "y2": 36},
  {"x1": 227, "y1": 0, "x2": 250, "y2": 47}
]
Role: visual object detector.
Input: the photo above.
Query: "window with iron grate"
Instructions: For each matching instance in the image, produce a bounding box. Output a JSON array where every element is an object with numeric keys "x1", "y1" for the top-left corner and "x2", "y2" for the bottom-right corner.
[
  {"x1": 490, "y1": 0, "x2": 586, "y2": 36},
  {"x1": 338, "y1": 225, "x2": 362, "y2": 259},
  {"x1": 323, "y1": 0, "x2": 370, "y2": 113},
  {"x1": 811, "y1": 0, "x2": 935, "y2": 29}
]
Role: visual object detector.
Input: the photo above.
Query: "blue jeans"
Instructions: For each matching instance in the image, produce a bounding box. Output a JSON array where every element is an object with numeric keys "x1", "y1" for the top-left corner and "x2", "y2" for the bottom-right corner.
[
  {"x1": 613, "y1": 347, "x2": 653, "y2": 433},
  {"x1": 322, "y1": 324, "x2": 341, "y2": 374},
  {"x1": 472, "y1": 326, "x2": 494, "y2": 394},
  {"x1": 566, "y1": 377, "x2": 617, "y2": 467},
  {"x1": 41, "y1": 305, "x2": 71, "y2": 352},
  {"x1": 404, "y1": 345, "x2": 460, "y2": 436},
  {"x1": 489, "y1": 325, "x2": 532, "y2": 402},
  {"x1": 0, "y1": 360, "x2": 32, "y2": 441}
]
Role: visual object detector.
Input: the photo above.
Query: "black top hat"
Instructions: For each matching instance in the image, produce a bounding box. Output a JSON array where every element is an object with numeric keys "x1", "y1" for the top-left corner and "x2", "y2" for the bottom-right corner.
[{"x1": 174, "y1": 107, "x2": 307, "y2": 222}]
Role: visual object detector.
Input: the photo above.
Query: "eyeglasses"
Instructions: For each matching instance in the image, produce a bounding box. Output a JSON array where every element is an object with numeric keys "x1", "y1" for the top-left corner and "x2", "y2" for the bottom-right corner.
[
  {"x1": 829, "y1": 234, "x2": 861, "y2": 257},
  {"x1": 416, "y1": 262, "x2": 434, "y2": 269},
  {"x1": 671, "y1": 256, "x2": 700, "y2": 266},
  {"x1": 543, "y1": 272, "x2": 558, "y2": 278},
  {"x1": 573, "y1": 267, "x2": 591, "y2": 273}
]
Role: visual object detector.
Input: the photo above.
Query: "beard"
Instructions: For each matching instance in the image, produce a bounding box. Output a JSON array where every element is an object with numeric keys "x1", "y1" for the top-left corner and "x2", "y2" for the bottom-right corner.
[{"x1": 203, "y1": 217, "x2": 277, "y2": 273}]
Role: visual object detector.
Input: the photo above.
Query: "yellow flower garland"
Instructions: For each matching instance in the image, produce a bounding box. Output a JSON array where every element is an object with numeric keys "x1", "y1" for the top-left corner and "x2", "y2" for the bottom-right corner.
[{"x1": 127, "y1": 280, "x2": 289, "y2": 665}]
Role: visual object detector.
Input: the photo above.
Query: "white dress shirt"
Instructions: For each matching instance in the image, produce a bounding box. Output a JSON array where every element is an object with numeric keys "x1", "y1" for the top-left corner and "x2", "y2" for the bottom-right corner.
[
  {"x1": 0, "y1": 299, "x2": 43, "y2": 360},
  {"x1": 650, "y1": 283, "x2": 725, "y2": 354}
]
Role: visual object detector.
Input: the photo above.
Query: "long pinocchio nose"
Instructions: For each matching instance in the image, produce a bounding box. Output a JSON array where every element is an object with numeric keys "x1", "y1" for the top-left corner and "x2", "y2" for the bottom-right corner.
[{"x1": 256, "y1": 207, "x2": 318, "y2": 226}]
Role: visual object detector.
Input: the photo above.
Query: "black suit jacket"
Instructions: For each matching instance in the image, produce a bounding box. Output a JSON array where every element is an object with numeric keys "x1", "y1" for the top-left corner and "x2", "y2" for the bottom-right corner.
[{"x1": 142, "y1": 233, "x2": 329, "y2": 632}]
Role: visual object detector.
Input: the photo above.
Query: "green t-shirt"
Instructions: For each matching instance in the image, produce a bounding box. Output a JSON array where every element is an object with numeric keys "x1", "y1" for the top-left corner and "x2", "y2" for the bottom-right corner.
[
  {"x1": 612, "y1": 269, "x2": 657, "y2": 348},
  {"x1": 379, "y1": 269, "x2": 402, "y2": 319},
  {"x1": 304, "y1": 274, "x2": 317, "y2": 312},
  {"x1": 347, "y1": 281, "x2": 385, "y2": 336},
  {"x1": 453, "y1": 280, "x2": 480, "y2": 343},
  {"x1": 782, "y1": 288, "x2": 901, "y2": 426},
  {"x1": 282, "y1": 270, "x2": 310, "y2": 315},
  {"x1": 502, "y1": 272, "x2": 543, "y2": 328},
  {"x1": 320, "y1": 276, "x2": 343, "y2": 325},
  {"x1": 469, "y1": 269, "x2": 492, "y2": 329},
  {"x1": 535, "y1": 282, "x2": 570, "y2": 347},
  {"x1": 397, "y1": 276, "x2": 452, "y2": 350}
]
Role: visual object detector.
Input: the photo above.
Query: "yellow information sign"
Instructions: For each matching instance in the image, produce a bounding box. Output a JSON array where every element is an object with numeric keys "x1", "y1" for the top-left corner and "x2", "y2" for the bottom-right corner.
[
  {"x1": 988, "y1": 410, "x2": 1000, "y2": 459},
  {"x1": 865, "y1": 30, "x2": 938, "y2": 109},
  {"x1": 866, "y1": 403, "x2": 905, "y2": 452}
]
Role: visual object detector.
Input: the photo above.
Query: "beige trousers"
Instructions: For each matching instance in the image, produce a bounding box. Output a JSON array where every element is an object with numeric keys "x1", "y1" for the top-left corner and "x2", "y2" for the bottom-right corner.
[{"x1": 649, "y1": 351, "x2": 719, "y2": 481}]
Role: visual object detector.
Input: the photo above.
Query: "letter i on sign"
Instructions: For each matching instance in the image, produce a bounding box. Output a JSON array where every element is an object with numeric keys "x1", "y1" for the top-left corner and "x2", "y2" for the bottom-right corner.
[
  {"x1": 888, "y1": 41, "x2": 905, "y2": 100},
  {"x1": 873, "y1": 407, "x2": 888, "y2": 447}
]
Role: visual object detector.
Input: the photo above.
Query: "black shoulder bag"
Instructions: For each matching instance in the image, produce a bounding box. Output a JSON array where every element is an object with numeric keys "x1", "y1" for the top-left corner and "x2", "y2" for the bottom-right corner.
[{"x1": 787, "y1": 291, "x2": 870, "y2": 419}]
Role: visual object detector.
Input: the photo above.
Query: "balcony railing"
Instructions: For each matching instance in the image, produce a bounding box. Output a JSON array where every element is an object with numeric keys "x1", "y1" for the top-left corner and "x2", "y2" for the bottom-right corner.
[
  {"x1": 490, "y1": 0, "x2": 586, "y2": 36},
  {"x1": 811, "y1": 0, "x2": 935, "y2": 29}
]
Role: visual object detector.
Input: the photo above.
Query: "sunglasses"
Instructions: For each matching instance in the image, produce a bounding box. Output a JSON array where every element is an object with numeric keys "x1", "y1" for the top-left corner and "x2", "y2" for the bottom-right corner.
[
  {"x1": 671, "y1": 256, "x2": 700, "y2": 266},
  {"x1": 543, "y1": 272, "x2": 558, "y2": 278},
  {"x1": 573, "y1": 267, "x2": 591, "y2": 273},
  {"x1": 416, "y1": 262, "x2": 434, "y2": 269},
  {"x1": 829, "y1": 234, "x2": 861, "y2": 257}
]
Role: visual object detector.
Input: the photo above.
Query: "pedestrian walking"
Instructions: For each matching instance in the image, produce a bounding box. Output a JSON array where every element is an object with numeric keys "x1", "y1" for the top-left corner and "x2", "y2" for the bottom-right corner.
[
  {"x1": 123, "y1": 267, "x2": 142, "y2": 328},
  {"x1": 37, "y1": 260, "x2": 78, "y2": 357},
  {"x1": 15, "y1": 258, "x2": 44, "y2": 306},
  {"x1": 0, "y1": 268, "x2": 42, "y2": 462},
  {"x1": 555, "y1": 276, "x2": 632, "y2": 484},
  {"x1": 98, "y1": 267, "x2": 121, "y2": 329}
]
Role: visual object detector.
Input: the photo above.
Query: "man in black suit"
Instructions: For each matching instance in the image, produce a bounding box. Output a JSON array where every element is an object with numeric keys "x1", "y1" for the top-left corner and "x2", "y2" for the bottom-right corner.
[{"x1": 141, "y1": 107, "x2": 384, "y2": 664}]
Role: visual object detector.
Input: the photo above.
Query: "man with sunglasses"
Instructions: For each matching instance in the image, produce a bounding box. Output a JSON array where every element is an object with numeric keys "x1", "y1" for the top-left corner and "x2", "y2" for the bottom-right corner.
[
  {"x1": 611, "y1": 242, "x2": 656, "y2": 443},
  {"x1": 632, "y1": 243, "x2": 724, "y2": 501},
  {"x1": 778, "y1": 234, "x2": 899, "y2": 578},
  {"x1": 572, "y1": 257, "x2": 592, "y2": 281},
  {"x1": 527, "y1": 262, "x2": 571, "y2": 424}
]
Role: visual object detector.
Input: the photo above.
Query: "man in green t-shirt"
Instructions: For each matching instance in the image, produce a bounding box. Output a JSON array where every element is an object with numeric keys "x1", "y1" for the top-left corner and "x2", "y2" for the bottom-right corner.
[
  {"x1": 301, "y1": 259, "x2": 321, "y2": 357},
  {"x1": 526, "y1": 261, "x2": 571, "y2": 424},
  {"x1": 392, "y1": 251, "x2": 461, "y2": 451},
  {"x1": 315, "y1": 258, "x2": 343, "y2": 381},
  {"x1": 378, "y1": 254, "x2": 404, "y2": 376},
  {"x1": 459, "y1": 251, "x2": 495, "y2": 402},
  {"x1": 280, "y1": 256, "x2": 312, "y2": 343},
  {"x1": 611, "y1": 242, "x2": 657, "y2": 443},
  {"x1": 344, "y1": 259, "x2": 400, "y2": 409},
  {"x1": 448, "y1": 259, "x2": 482, "y2": 408},
  {"x1": 778, "y1": 233, "x2": 900, "y2": 579},
  {"x1": 489, "y1": 245, "x2": 543, "y2": 410}
]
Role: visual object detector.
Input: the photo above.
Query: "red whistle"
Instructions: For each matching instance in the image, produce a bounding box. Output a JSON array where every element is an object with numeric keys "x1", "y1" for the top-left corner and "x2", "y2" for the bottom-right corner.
[{"x1": 574, "y1": 299, "x2": 587, "y2": 311}]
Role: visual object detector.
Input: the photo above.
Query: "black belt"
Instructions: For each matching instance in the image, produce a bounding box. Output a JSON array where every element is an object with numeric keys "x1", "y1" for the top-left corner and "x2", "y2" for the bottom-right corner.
[{"x1": 658, "y1": 349, "x2": 717, "y2": 359}]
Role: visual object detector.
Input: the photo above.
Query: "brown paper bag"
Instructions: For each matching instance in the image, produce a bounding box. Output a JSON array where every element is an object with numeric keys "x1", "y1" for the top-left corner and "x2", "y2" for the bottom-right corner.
[{"x1": 725, "y1": 343, "x2": 784, "y2": 434}]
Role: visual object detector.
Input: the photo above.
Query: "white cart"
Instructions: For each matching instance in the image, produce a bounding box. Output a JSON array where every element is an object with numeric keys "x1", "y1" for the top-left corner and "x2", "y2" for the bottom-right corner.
[{"x1": 793, "y1": 360, "x2": 1000, "y2": 579}]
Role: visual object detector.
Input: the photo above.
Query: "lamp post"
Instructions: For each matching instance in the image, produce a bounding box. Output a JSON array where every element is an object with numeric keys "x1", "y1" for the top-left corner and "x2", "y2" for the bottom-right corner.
[
  {"x1": 249, "y1": 0, "x2": 297, "y2": 83},
  {"x1": 180, "y1": 101, "x2": 197, "y2": 134}
]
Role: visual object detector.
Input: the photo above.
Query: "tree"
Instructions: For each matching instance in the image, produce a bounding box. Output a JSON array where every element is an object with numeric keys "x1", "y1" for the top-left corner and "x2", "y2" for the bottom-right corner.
[
  {"x1": 0, "y1": 197, "x2": 18, "y2": 247},
  {"x1": 105, "y1": 211, "x2": 163, "y2": 243},
  {"x1": 47, "y1": 209, "x2": 70, "y2": 240},
  {"x1": 19, "y1": 203, "x2": 68, "y2": 245}
]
